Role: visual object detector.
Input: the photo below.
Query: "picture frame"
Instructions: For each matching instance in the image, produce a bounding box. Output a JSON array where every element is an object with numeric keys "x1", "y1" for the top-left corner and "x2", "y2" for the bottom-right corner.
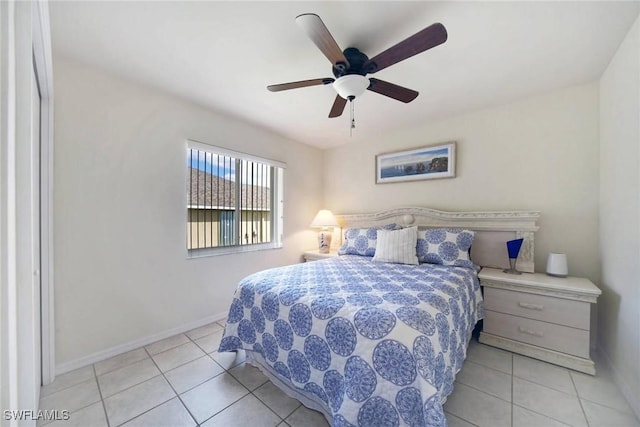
[{"x1": 376, "y1": 142, "x2": 456, "y2": 184}]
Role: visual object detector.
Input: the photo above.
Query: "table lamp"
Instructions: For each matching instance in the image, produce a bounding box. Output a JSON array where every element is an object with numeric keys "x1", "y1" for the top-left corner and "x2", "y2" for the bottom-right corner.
[
  {"x1": 503, "y1": 238, "x2": 524, "y2": 275},
  {"x1": 310, "y1": 210, "x2": 339, "y2": 254}
]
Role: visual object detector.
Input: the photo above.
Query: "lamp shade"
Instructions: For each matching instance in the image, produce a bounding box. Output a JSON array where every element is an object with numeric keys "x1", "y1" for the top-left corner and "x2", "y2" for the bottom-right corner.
[
  {"x1": 310, "y1": 210, "x2": 338, "y2": 228},
  {"x1": 333, "y1": 75, "x2": 369, "y2": 100}
]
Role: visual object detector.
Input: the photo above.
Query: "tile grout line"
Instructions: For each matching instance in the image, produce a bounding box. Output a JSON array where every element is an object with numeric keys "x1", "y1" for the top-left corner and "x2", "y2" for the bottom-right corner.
[
  {"x1": 513, "y1": 374, "x2": 583, "y2": 399},
  {"x1": 144, "y1": 330, "x2": 226, "y2": 381},
  {"x1": 578, "y1": 395, "x2": 640, "y2": 417},
  {"x1": 509, "y1": 352, "x2": 590, "y2": 426},
  {"x1": 195, "y1": 386, "x2": 251, "y2": 426},
  {"x1": 40, "y1": 374, "x2": 108, "y2": 426},
  {"x1": 511, "y1": 378, "x2": 585, "y2": 426},
  {"x1": 155, "y1": 329, "x2": 268, "y2": 427},
  {"x1": 454, "y1": 358, "x2": 514, "y2": 404},
  {"x1": 511, "y1": 356, "x2": 581, "y2": 397},
  {"x1": 511, "y1": 403, "x2": 574, "y2": 427},
  {"x1": 39, "y1": 367, "x2": 95, "y2": 400},
  {"x1": 146, "y1": 336, "x2": 191, "y2": 358},
  {"x1": 93, "y1": 363, "x2": 112, "y2": 427},
  {"x1": 141, "y1": 346, "x2": 200, "y2": 427},
  {"x1": 103, "y1": 366, "x2": 180, "y2": 425},
  {"x1": 147, "y1": 322, "x2": 223, "y2": 359},
  {"x1": 37, "y1": 377, "x2": 101, "y2": 427},
  {"x1": 93, "y1": 349, "x2": 150, "y2": 377},
  {"x1": 192, "y1": 323, "x2": 295, "y2": 427},
  {"x1": 445, "y1": 382, "x2": 488, "y2": 426},
  {"x1": 465, "y1": 355, "x2": 513, "y2": 377},
  {"x1": 511, "y1": 361, "x2": 590, "y2": 427},
  {"x1": 98, "y1": 346, "x2": 200, "y2": 426},
  {"x1": 109, "y1": 387, "x2": 174, "y2": 426},
  {"x1": 48, "y1": 323, "x2": 300, "y2": 426},
  {"x1": 443, "y1": 411, "x2": 480, "y2": 427},
  {"x1": 252, "y1": 381, "x2": 302, "y2": 422},
  {"x1": 516, "y1": 353, "x2": 637, "y2": 419},
  {"x1": 228, "y1": 348, "x2": 306, "y2": 424},
  {"x1": 452, "y1": 380, "x2": 512, "y2": 406},
  {"x1": 42, "y1": 329, "x2": 639, "y2": 427},
  {"x1": 41, "y1": 328, "x2": 222, "y2": 427},
  {"x1": 94, "y1": 328, "x2": 226, "y2": 400},
  {"x1": 510, "y1": 353, "x2": 514, "y2": 427},
  {"x1": 98, "y1": 371, "x2": 165, "y2": 403},
  {"x1": 463, "y1": 357, "x2": 512, "y2": 376},
  {"x1": 247, "y1": 382, "x2": 287, "y2": 424},
  {"x1": 197, "y1": 356, "x2": 287, "y2": 426},
  {"x1": 440, "y1": 341, "x2": 515, "y2": 426},
  {"x1": 569, "y1": 371, "x2": 592, "y2": 427},
  {"x1": 568, "y1": 371, "x2": 639, "y2": 417}
]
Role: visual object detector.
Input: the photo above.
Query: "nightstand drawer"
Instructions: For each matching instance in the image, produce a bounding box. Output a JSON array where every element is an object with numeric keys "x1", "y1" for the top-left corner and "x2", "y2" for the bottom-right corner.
[
  {"x1": 484, "y1": 310, "x2": 590, "y2": 358},
  {"x1": 483, "y1": 287, "x2": 590, "y2": 329}
]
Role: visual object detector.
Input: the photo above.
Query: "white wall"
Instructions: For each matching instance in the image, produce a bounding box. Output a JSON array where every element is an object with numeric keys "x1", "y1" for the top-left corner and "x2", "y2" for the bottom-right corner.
[
  {"x1": 53, "y1": 58, "x2": 323, "y2": 370},
  {"x1": 599, "y1": 16, "x2": 639, "y2": 417},
  {"x1": 325, "y1": 83, "x2": 600, "y2": 281}
]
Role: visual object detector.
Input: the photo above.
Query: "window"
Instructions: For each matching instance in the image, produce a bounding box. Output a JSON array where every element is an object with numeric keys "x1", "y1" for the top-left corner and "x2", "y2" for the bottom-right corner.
[{"x1": 187, "y1": 140, "x2": 284, "y2": 255}]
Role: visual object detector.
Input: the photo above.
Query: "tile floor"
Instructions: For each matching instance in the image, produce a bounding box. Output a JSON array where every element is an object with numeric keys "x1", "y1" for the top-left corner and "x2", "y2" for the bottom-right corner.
[{"x1": 39, "y1": 321, "x2": 640, "y2": 427}]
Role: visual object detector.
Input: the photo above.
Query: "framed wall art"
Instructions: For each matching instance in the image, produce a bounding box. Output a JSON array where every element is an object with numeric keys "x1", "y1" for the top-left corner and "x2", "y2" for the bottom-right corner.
[{"x1": 376, "y1": 141, "x2": 456, "y2": 184}]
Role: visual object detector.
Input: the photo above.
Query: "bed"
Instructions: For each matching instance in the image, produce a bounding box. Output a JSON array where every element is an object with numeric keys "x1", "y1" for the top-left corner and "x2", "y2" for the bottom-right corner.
[{"x1": 219, "y1": 207, "x2": 539, "y2": 427}]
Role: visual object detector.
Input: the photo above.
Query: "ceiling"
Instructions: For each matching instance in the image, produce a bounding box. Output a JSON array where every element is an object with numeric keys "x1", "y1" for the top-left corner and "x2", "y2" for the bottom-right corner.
[{"x1": 49, "y1": 1, "x2": 639, "y2": 149}]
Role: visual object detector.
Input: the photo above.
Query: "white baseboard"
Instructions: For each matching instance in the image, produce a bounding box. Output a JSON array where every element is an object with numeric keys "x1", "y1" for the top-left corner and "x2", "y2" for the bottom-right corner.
[
  {"x1": 55, "y1": 311, "x2": 228, "y2": 376},
  {"x1": 598, "y1": 347, "x2": 640, "y2": 420}
]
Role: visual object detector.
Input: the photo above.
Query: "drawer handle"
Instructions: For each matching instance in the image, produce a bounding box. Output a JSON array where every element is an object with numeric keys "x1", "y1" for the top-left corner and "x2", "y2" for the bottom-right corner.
[
  {"x1": 518, "y1": 302, "x2": 544, "y2": 311},
  {"x1": 518, "y1": 326, "x2": 544, "y2": 337}
]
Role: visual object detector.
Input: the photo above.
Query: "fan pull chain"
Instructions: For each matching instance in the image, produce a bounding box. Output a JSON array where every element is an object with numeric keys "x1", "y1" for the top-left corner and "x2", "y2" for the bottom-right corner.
[{"x1": 349, "y1": 96, "x2": 355, "y2": 136}]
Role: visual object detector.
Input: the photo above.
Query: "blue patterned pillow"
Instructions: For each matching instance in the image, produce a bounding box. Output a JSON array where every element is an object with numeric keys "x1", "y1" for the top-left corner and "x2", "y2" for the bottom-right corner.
[
  {"x1": 338, "y1": 224, "x2": 398, "y2": 257},
  {"x1": 416, "y1": 228, "x2": 475, "y2": 267}
]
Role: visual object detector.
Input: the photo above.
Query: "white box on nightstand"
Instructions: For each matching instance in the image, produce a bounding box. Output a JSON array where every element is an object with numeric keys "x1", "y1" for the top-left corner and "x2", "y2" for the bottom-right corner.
[{"x1": 478, "y1": 267, "x2": 601, "y2": 375}]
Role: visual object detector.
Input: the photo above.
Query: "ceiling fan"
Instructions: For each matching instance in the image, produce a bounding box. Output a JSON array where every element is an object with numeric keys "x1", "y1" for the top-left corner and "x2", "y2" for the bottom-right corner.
[{"x1": 267, "y1": 13, "x2": 448, "y2": 119}]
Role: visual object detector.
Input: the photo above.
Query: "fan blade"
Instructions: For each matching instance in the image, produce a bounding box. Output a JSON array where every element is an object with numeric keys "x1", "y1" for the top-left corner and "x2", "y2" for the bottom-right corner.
[
  {"x1": 267, "y1": 78, "x2": 334, "y2": 92},
  {"x1": 364, "y1": 23, "x2": 447, "y2": 74},
  {"x1": 296, "y1": 13, "x2": 350, "y2": 68},
  {"x1": 328, "y1": 95, "x2": 347, "y2": 118},
  {"x1": 367, "y1": 78, "x2": 419, "y2": 103}
]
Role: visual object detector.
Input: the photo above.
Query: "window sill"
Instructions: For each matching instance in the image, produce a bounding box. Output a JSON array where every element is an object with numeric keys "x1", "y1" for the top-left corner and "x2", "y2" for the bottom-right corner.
[{"x1": 187, "y1": 242, "x2": 283, "y2": 259}]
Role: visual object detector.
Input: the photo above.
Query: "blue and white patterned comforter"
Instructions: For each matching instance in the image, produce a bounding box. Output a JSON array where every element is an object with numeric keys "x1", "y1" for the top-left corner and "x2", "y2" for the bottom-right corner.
[{"x1": 219, "y1": 255, "x2": 484, "y2": 427}]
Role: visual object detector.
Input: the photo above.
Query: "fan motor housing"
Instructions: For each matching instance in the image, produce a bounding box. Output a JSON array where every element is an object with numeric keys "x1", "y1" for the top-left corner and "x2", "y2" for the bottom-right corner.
[{"x1": 333, "y1": 47, "x2": 370, "y2": 78}]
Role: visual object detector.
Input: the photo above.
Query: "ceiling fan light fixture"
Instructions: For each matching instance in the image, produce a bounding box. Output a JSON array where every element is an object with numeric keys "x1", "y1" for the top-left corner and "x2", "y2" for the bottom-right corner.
[
  {"x1": 268, "y1": 14, "x2": 447, "y2": 119},
  {"x1": 333, "y1": 74, "x2": 369, "y2": 100}
]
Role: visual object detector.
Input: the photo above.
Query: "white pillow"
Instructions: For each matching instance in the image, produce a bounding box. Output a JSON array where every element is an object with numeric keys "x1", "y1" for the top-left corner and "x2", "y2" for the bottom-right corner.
[{"x1": 372, "y1": 226, "x2": 419, "y2": 265}]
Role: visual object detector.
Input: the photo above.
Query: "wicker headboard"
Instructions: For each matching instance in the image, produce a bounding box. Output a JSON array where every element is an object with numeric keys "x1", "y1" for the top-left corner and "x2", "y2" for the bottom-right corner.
[{"x1": 334, "y1": 206, "x2": 540, "y2": 273}]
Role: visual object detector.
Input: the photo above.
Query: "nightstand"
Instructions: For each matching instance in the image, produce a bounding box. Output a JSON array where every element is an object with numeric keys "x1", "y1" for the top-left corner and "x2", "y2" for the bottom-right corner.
[
  {"x1": 478, "y1": 267, "x2": 601, "y2": 375},
  {"x1": 303, "y1": 250, "x2": 338, "y2": 262}
]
